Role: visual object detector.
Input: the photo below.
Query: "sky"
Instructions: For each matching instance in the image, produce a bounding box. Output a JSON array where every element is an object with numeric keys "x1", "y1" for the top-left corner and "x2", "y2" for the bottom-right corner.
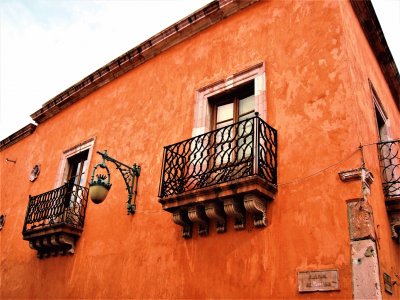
[{"x1": 0, "y1": 0, "x2": 399, "y2": 140}]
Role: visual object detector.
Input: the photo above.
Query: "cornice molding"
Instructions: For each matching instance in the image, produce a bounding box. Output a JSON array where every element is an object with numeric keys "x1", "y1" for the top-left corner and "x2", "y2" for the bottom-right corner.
[
  {"x1": 30, "y1": 0, "x2": 259, "y2": 124},
  {"x1": 351, "y1": 0, "x2": 400, "y2": 111},
  {"x1": 0, "y1": 124, "x2": 37, "y2": 151}
]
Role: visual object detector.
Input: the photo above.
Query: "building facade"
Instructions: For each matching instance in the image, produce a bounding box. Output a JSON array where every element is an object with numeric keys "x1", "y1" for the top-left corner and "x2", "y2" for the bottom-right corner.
[{"x1": 0, "y1": 0, "x2": 399, "y2": 298}]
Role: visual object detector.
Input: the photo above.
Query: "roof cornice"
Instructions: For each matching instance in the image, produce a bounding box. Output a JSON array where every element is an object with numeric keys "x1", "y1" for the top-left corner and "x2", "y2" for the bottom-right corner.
[
  {"x1": 30, "y1": 0, "x2": 259, "y2": 124},
  {"x1": 351, "y1": 0, "x2": 400, "y2": 111},
  {"x1": 0, "y1": 124, "x2": 37, "y2": 151}
]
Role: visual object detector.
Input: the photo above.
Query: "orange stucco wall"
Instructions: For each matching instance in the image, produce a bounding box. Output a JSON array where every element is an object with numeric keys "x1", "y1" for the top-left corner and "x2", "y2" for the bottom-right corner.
[{"x1": 1, "y1": 1, "x2": 399, "y2": 298}]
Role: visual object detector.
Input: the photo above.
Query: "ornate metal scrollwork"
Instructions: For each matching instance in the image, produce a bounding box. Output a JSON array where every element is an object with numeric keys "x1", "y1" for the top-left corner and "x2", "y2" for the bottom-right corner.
[
  {"x1": 377, "y1": 140, "x2": 400, "y2": 243},
  {"x1": 93, "y1": 150, "x2": 141, "y2": 215},
  {"x1": 23, "y1": 183, "x2": 89, "y2": 233},
  {"x1": 22, "y1": 183, "x2": 89, "y2": 258},
  {"x1": 159, "y1": 115, "x2": 277, "y2": 198},
  {"x1": 378, "y1": 140, "x2": 400, "y2": 200}
]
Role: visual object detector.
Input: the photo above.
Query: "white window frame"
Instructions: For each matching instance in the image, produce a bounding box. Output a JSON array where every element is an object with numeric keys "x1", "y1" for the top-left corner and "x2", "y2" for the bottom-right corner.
[
  {"x1": 193, "y1": 62, "x2": 266, "y2": 137},
  {"x1": 370, "y1": 80, "x2": 391, "y2": 142},
  {"x1": 54, "y1": 137, "x2": 96, "y2": 188}
]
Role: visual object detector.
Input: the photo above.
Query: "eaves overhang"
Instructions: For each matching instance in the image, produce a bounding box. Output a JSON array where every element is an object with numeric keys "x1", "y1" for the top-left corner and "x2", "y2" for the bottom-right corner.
[
  {"x1": 30, "y1": 0, "x2": 259, "y2": 124},
  {"x1": 0, "y1": 123, "x2": 37, "y2": 152},
  {"x1": 351, "y1": 0, "x2": 400, "y2": 111}
]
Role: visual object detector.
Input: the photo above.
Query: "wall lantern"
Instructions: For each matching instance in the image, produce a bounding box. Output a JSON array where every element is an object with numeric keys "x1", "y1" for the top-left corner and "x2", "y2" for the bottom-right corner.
[{"x1": 89, "y1": 150, "x2": 140, "y2": 215}]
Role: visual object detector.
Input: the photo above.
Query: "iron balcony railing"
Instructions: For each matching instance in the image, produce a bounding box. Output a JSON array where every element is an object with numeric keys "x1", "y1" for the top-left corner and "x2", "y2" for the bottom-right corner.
[
  {"x1": 378, "y1": 139, "x2": 400, "y2": 200},
  {"x1": 159, "y1": 114, "x2": 277, "y2": 198},
  {"x1": 22, "y1": 183, "x2": 89, "y2": 234}
]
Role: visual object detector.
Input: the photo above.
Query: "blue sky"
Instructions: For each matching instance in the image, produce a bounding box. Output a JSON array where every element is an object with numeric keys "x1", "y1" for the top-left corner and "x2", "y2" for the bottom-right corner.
[{"x1": 0, "y1": 0, "x2": 399, "y2": 140}]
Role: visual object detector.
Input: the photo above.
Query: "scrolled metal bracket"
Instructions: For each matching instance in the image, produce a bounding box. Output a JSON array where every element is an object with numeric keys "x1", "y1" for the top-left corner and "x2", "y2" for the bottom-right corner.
[{"x1": 95, "y1": 150, "x2": 141, "y2": 215}]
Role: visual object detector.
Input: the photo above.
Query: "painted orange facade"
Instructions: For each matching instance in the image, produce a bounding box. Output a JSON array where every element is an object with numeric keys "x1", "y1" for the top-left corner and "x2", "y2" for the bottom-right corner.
[{"x1": 1, "y1": 1, "x2": 399, "y2": 299}]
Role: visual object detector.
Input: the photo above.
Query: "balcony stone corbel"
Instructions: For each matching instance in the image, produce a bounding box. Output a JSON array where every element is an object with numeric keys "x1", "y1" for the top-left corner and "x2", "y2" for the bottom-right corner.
[
  {"x1": 172, "y1": 210, "x2": 192, "y2": 239},
  {"x1": 56, "y1": 234, "x2": 76, "y2": 255},
  {"x1": 224, "y1": 198, "x2": 246, "y2": 230},
  {"x1": 391, "y1": 219, "x2": 400, "y2": 241},
  {"x1": 205, "y1": 202, "x2": 226, "y2": 233},
  {"x1": 28, "y1": 234, "x2": 77, "y2": 258},
  {"x1": 188, "y1": 206, "x2": 209, "y2": 236},
  {"x1": 388, "y1": 208, "x2": 400, "y2": 242},
  {"x1": 244, "y1": 194, "x2": 267, "y2": 227}
]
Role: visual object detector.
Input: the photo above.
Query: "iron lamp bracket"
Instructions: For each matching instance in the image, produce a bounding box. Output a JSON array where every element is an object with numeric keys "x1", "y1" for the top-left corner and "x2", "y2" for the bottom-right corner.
[{"x1": 91, "y1": 150, "x2": 141, "y2": 215}]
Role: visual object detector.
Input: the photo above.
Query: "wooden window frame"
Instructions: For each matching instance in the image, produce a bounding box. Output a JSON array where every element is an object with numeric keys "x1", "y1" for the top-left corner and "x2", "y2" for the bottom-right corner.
[{"x1": 210, "y1": 80, "x2": 255, "y2": 130}]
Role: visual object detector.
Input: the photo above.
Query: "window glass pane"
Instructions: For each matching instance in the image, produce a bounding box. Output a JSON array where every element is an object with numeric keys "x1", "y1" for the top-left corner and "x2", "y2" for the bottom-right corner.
[
  {"x1": 216, "y1": 119, "x2": 233, "y2": 129},
  {"x1": 239, "y1": 95, "x2": 255, "y2": 116},
  {"x1": 217, "y1": 102, "x2": 233, "y2": 123},
  {"x1": 239, "y1": 112, "x2": 255, "y2": 122},
  {"x1": 72, "y1": 162, "x2": 82, "y2": 185}
]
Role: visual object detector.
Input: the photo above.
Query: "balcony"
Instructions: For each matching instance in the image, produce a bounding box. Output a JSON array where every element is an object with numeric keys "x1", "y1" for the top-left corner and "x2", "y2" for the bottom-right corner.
[
  {"x1": 22, "y1": 183, "x2": 89, "y2": 258},
  {"x1": 378, "y1": 139, "x2": 400, "y2": 242},
  {"x1": 159, "y1": 115, "x2": 277, "y2": 238}
]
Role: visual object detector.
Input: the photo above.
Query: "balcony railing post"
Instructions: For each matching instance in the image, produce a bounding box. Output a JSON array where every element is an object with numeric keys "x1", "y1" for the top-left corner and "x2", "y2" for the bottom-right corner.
[
  {"x1": 253, "y1": 113, "x2": 260, "y2": 176},
  {"x1": 158, "y1": 147, "x2": 168, "y2": 198},
  {"x1": 62, "y1": 182, "x2": 70, "y2": 224},
  {"x1": 22, "y1": 196, "x2": 32, "y2": 233}
]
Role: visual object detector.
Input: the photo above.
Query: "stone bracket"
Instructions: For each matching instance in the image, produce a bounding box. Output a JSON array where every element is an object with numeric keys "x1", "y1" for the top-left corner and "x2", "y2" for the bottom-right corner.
[
  {"x1": 205, "y1": 202, "x2": 227, "y2": 233},
  {"x1": 188, "y1": 206, "x2": 209, "y2": 236},
  {"x1": 28, "y1": 233, "x2": 76, "y2": 258},
  {"x1": 385, "y1": 197, "x2": 400, "y2": 242},
  {"x1": 173, "y1": 210, "x2": 193, "y2": 239},
  {"x1": 224, "y1": 198, "x2": 246, "y2": 230},
  {"x1": 244, "y1": 194, "x2": 267, "y2": 227},
  {"x1": 339, "y1": 168, "x2": 374, "y2": 184},
  {"x1": 339, "y1": 168, "x2": 374, "y2": 197},
  {"x1": 389, "y1": 212, "x2": 400, "y2": 242}
]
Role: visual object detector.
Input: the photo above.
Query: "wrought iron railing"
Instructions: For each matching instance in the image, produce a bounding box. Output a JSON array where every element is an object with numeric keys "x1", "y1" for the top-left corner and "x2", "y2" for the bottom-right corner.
[
  {"x1": 378, "y1": 139, "x2": 400, "y2": 200},
  {"x1": 22, "y1": 183, "x2": 89, "y2": 233},
  {"x1": 159, "y1": 115, "x2": 277, "y2": 198}
]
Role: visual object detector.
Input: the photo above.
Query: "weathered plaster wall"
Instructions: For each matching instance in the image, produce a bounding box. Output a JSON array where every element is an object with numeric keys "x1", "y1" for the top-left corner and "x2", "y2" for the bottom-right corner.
[
  {"x1": 338, "y1": 2, "x2": 400, "y2": 299},
  {"x1": 1, "y1": 1, "x2": 399, "y2": 298}
]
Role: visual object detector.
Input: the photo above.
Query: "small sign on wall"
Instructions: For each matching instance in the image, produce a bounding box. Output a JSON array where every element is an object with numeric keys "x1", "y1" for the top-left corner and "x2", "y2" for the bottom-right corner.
[{"x1": 298, "y1": 269, "x2": 340, "y2": 292}]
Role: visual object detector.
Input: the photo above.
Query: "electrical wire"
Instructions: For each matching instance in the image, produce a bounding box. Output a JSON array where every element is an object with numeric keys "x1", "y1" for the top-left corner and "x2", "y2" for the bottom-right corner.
[
  {"x1": 134, "y1": 138, "x2": 400, "y2": 213},
  {"x1": 360, "y1": 138, "x2": 400, "y2": 147},
  {"x1": 277, "y1": 148, "x2": 360, "y2": 187}
]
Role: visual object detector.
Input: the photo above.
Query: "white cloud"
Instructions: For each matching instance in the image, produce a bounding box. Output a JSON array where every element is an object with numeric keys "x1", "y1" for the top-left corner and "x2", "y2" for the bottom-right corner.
[
  {"x1": 0, "y1": 0, "x2": 399, "y2": 140},
  {"x1": 0, "y1": 0, "x2": 210, "y2": 139}
]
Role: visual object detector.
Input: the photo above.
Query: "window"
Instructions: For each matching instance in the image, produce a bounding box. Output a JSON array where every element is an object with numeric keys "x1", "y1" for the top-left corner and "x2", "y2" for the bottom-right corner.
[
  {"x1": 55, "y1": 138, "x2": 95, "y2": 188},
  {"x1": 159, "y1": 63, "x2": 277, "y2": 237},
  {"x1": 193, "y1": 62, "x2": 266, "y2": 137},
  {"x1": 66, "y1": 149, "x2": 89, "y2": 212},
  {"x1": 209, "y1": 81, "x2": 255, "y2": 164},
  {"x1": 371, "y1": 82, "x2": 390, "y2": 142},
  {"x1": 53, "y1": 138, "x2": 95, "y2": 225},
  {"x1": 210, "y1": 80, "x2": 255, "y2": 130},
  {"x1": 66, "y1": 149, "x2": 89, "y2": 188},
  {"x1": 22, "y1": 139, "x2": 94, "y2": 257},
  {"x1": 371, "y1": 81, "x2": 400, "y2": 197}
]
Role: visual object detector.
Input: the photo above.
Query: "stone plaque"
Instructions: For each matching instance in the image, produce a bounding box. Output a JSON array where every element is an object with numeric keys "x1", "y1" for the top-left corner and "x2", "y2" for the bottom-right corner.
[{"x1": 298, "y1": 269, "x2": 339, "y2": 292}]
